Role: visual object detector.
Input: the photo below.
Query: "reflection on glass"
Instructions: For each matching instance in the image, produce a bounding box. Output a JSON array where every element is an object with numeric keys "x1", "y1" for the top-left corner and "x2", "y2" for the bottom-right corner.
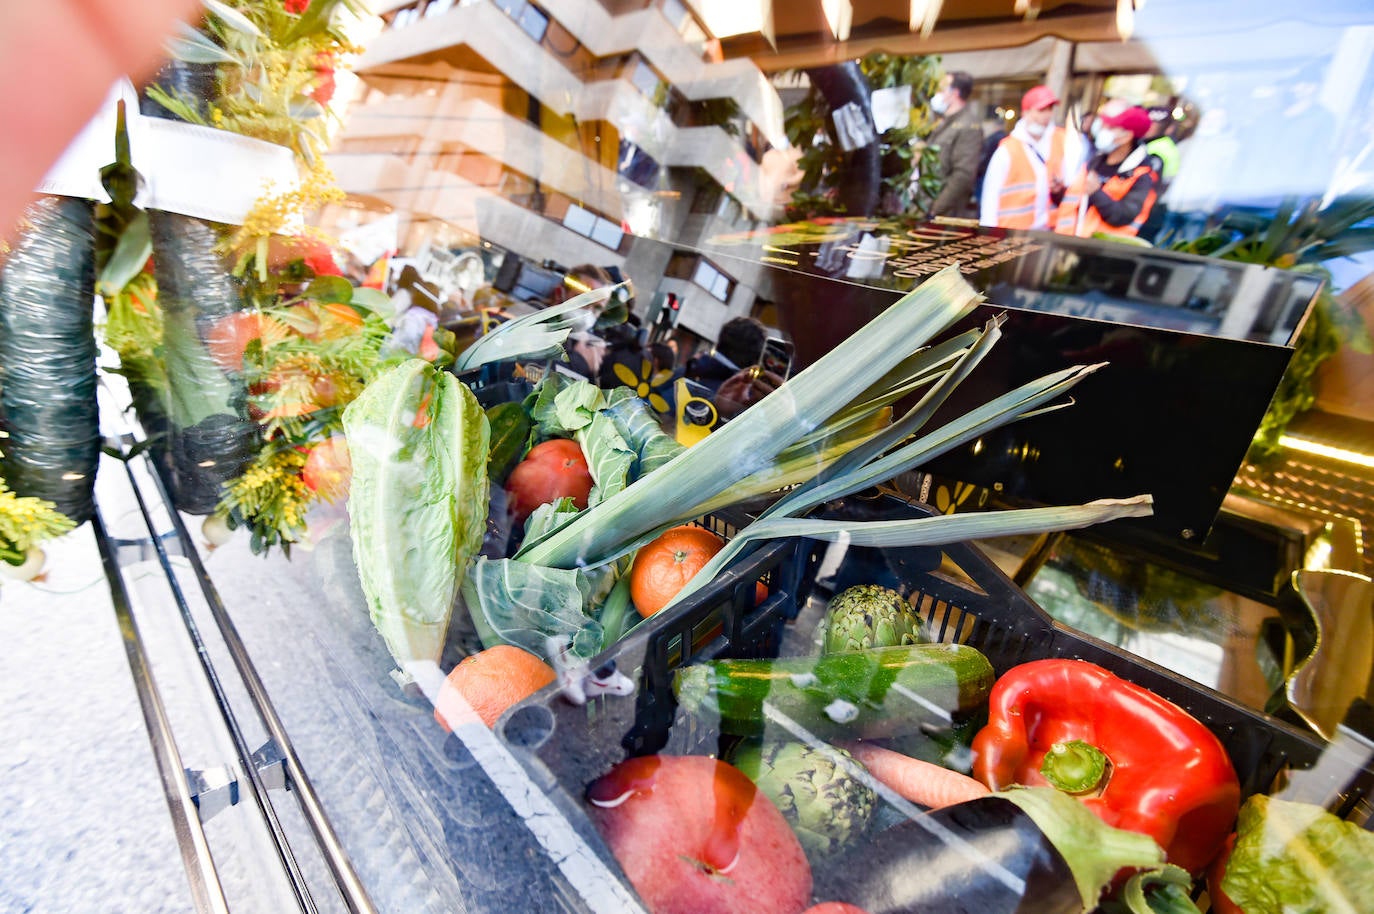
[{"x1": 1022, "y1": 535, "x2": 1288, "y2": 711}]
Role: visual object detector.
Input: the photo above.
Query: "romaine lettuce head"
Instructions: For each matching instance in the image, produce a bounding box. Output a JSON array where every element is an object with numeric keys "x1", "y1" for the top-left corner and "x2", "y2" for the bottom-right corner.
[{"x1": 343, "y1": 359, "x2": 490, "y2": 679}]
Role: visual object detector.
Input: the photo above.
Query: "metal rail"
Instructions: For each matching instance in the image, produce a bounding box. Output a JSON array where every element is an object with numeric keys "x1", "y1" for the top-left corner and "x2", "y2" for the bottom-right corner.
[
  {"x1": 134, "y1": 450, "x2": 379, "y2": 914},
  {"x1": 114, "y1": 451, "x2": 321, "y2": 914},
  {"x1": 92, "y1": 509, "x2": 231, "y2": 914}
]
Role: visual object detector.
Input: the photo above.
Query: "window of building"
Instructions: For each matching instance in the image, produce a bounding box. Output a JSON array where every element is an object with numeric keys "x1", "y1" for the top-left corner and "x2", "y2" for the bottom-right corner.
[
  {"x1": 563, "y1": 203, "x2": 626, "y2": 251},
  {"x1": 662, "y1": 0, "x2": 689, "y2": 29},
  {"x1": 517, "y1": 4, "x2": 549, "y2": 42},
  {"x1": 664, "y1": 253, "x2": 734, "y2": 301},
  {"x1": 692, "y1": 259, "x2": 732, "y2": 301},
  {"x1": 562, "y1": 203, "x2": 596, "y2": 237},
  {"x1": 493, "y1": 0, "x2": 549, "y2": 42},
  {"x1": 629, "y1": 58, "x2": 666, "y2": 102}
]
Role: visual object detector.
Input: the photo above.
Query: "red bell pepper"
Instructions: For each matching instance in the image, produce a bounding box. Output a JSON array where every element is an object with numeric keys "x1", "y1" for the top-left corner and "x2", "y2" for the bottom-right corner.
[{"x1": 971, "y1": 658, "x2": 1240, "y2": 874}]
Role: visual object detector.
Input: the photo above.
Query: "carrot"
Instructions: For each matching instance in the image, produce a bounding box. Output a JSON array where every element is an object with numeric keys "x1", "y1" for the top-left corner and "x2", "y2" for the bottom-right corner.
[{"x1": 844, "y1": 741, "x2": 990, "y2": 809}]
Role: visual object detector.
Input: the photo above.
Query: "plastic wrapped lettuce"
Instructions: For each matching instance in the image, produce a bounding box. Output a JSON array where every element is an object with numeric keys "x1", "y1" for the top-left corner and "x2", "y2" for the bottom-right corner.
[
  {"x1": 343, "y1": 359, "x2": 490, "y2": 682},
  {"x1": 1217, "y1": 795, "x2": 1374, "y2": 914}
]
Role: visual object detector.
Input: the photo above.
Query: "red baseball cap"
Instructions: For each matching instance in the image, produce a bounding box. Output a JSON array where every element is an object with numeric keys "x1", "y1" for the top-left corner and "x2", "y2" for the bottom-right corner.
[
  {"x1": 1100, "y1": 105, "x2": 1152, "y2": 139},
  {"x1": 1022, "y1": 85, "x2": 1059, "y2": 112}
]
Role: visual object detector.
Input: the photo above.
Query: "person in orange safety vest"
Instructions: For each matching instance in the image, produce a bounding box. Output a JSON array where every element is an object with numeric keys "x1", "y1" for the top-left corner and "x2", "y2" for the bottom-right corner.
[
  {"x1": 980, "y1": 85, "x2": 1082, "y2": 231},
  {"x1": 1056, "y1": 102, "x2": 1163, "y2": 238}
]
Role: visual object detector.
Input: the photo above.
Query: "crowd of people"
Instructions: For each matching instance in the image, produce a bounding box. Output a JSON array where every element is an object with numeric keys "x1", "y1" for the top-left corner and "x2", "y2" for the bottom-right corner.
[
  {"x1": 928, "y1": 74, "x2": 1176, "y2": 242},
  {"x1": 525, "y1": 267, "x2": 777, "y2": 423}
]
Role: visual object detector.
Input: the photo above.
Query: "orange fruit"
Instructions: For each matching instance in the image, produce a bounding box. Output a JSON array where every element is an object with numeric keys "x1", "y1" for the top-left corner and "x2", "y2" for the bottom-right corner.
[
  {"x1": 433, "y1": 644, "x2": 556, "y2": 731},
  {"x1": 629, "y1": 525, "x2": 725, "y2": 618}
]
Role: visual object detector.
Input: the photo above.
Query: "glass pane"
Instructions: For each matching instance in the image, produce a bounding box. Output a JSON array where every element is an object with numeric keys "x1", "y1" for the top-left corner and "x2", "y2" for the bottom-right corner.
[{"x1": 11, "y1": 1, "x2": 1374, "y2": 911}]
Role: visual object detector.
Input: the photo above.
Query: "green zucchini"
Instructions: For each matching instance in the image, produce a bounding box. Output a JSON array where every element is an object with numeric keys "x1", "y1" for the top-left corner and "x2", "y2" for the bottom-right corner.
[
  {"x1": 485, "y1": 399, "x2": 531, "y2": 483},
  {"x1": 673, "y1": 643, "x2": 994, "y2": 740}
]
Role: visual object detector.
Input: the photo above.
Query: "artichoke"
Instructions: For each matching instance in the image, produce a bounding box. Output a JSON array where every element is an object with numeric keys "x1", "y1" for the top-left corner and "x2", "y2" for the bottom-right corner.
[
  {"x1": 732, "y1": 741, "x2": 876, "y2": 857},
  {"x1": 823, "y1": 584, "x2": 926, "y2": 653}
]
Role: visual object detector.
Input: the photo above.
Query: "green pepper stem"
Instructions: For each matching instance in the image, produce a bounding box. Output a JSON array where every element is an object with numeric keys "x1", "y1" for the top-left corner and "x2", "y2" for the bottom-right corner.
[{"x1": 1041, "y1": 739, "x2": 1109, "y2": 794}]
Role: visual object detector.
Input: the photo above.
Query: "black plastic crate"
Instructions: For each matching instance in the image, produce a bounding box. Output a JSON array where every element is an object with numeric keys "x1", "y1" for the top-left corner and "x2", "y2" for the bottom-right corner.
[{"x1": 494, "y1": 489, "x2": 1373, "y2": 911}]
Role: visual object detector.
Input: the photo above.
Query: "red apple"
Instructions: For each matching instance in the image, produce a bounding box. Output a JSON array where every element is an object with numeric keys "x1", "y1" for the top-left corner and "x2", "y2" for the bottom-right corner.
[
  {"x1": 587, "y1": 755, "x2": 812, "y2": 914},
  {"x1": 802, "y1": 904, "x2": 871, "y2": 914}
]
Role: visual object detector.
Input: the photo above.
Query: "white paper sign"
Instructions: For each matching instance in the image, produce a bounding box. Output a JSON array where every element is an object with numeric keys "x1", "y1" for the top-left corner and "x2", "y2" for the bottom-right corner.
[
  {"x1": 131, "y1": 116, "x2": 300, "y2": 226},
  {"x1": 870, "y1": 85, "x2": 912, "y2": 134},
  {"x1": 832, "y1": 101, "x2": 877, "y2": 152},
  {"x1": 339, "y1": 212, "x2": 398, "y2": 266},
  {"x1": 34, "y1": 77, "x2": 300, "y2": 227}
]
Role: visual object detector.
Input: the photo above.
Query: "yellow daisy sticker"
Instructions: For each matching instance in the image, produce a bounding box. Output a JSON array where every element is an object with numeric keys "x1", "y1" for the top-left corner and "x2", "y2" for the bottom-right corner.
[{"x1": 612, "y1": 358, "x2": 674, "y2": 413}]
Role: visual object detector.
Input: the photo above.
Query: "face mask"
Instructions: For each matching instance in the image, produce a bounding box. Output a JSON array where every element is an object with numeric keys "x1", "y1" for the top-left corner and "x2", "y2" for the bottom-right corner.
[
  {"x1": 569, "y1": 308, "x2": 598, "y2": 333},
  {"x1": 1024, "y1": 120, "x2": 1047, "y2": 138},
  {"x1": 1093, "y1": 124, "x2": 1121, "y2": 152},
  {"x1": 930, "y1": 92, "x2": 949, "y2": 115}
]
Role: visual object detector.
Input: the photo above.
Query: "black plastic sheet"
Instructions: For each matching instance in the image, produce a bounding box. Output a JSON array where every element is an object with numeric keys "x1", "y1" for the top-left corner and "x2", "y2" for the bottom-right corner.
[
  {"x1": 147, "y1": 210, "x2": 258, "y2": 514},
  {"x1": 0, "y1": 196, "x2": 100, "y2": 523},
  {"x1": 140, "y1": 59, "x2": 258, "y2": 515}
]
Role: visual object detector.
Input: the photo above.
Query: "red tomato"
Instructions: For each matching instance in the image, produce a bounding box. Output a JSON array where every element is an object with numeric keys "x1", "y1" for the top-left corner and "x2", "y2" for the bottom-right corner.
[
  {"x1": 302, "y1": 435, "x2": 352, "y2": 503},
  {"x1": 504, "y1": 438, "x2": 593, "y2": 524}
]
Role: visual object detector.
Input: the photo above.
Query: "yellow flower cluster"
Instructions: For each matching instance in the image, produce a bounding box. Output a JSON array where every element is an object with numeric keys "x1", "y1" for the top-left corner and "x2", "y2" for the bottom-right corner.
[
  {"x1": 0, "y1": 481, "x2": 75, "y2": 554},
  {"x1": 234, "y1": 160, "x2": 345, "y2": 252},
  {"x1": 223, "y1": 448, "x2": 313, "y2": 545}
]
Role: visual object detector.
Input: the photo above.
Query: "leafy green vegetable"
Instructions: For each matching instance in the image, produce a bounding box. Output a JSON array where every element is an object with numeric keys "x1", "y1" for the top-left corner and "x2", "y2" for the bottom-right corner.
[
  {"x1": 1220, "y1": 795, "x2": 1374, "y2": 914},
  {"x1": 548, "y1": 381, "x2": 634, "y2": 506},
  {"x1": 526, "y1": 371, "x2": 570, "y2": 435},
  {"x1": 485, "y1": 400, "x2": 532, "y2": 482},
  {"x1": 343, "y1": 359, "x2": 490, "y2": 680},
  {"x1": 461, "y1": 556, "x2": 602, "y2": 659},
  {"x1": 527, "y1": 377, "x2": 655, "y2": 507},
  {"x1": 601, "y1": 388, "x2": 683, "y2": 476},
  {"x1": 454, "y1": 284, "x2": 618, "y2": 372},
  {"x1": 999, "y1": 787, "x2": 1166, "y2": 913},
  {"x1": 465, "y1": 374, "x2": 689, "y2": 657},
  {"x1": 1104, "y1": 865, "x2": 1201, "y2": 914}
]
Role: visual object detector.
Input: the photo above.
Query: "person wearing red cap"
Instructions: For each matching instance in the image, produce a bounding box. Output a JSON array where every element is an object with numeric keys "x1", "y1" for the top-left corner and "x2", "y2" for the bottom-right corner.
[
  {"x1": 1056, "y1": 100, "x2": 1163, "y2": 238},
  {"x1": 979, "y1": 84, "x2": 1082, "y2": 232}
]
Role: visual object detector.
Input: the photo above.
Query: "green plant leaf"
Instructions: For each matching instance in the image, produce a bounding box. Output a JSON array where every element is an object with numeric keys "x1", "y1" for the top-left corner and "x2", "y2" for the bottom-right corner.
[
  {"x1": 97, "y1": 213, "x2": 152, "y2": 297},
  {"x1": 304, "y1": 274, "x2": 354, "y2": 304},
  {"x1": 203, "y1": 0, "x2": 263, "y2": 36},
  {"x1": 349, "y1": 286, "x2": 394, "y2": 316},
  {"x1": 165, "y1": 35, "x2": 237, "y2": 65},
  {"x1": 460, "y1": 556, "x2": 603, "y2": 659}
]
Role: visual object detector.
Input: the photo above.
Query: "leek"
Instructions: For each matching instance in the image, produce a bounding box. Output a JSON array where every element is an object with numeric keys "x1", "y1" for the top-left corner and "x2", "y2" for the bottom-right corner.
[
  {"x1": 454, "y1": 284, "x2": 619, "y2": 372},
  {"x1": 466, "y1": 265, "x2": 1155, "y2": 661},
  {"x1": 673, "y1": 497, "x2": 1155, "y2": 610},
  {"x1": 517, "y1": 266, "x2": 983, "y2": 569}
]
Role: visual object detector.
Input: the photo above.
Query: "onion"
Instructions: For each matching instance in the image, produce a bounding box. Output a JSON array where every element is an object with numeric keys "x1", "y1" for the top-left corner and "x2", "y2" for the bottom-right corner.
[
  {"x1": 0, "y1": 547, "x2": 46, "y2": 582},
  {"x1": 201, "y1": 514, "x2": 235, "y2": 546}
]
